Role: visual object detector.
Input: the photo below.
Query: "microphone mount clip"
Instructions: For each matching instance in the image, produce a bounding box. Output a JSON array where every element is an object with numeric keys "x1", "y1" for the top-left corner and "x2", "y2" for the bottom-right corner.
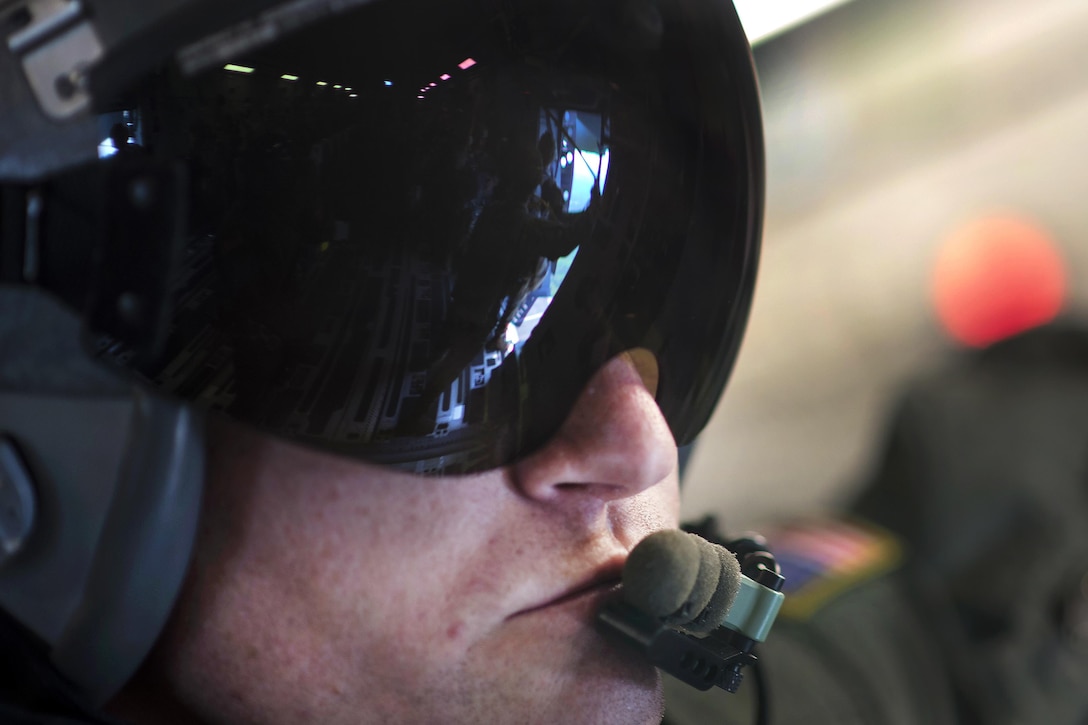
[{"x1": 598, "y1": 600, "x2": 757, "y2": 693}]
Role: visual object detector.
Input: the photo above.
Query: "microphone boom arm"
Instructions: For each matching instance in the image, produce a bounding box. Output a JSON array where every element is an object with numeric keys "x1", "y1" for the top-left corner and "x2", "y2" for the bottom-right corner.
[{"x1": 598, "y1": 600, "x2": 755, "y2": 692}]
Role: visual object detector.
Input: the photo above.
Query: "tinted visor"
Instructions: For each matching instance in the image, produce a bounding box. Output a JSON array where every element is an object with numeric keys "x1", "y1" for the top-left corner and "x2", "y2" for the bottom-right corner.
[{"x1": 94, "y1": 0, "x2": 762, "y2": 474}]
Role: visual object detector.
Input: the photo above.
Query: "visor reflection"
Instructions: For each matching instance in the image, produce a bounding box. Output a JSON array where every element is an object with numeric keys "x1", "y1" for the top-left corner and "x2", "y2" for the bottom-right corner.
[
  {"x1": 92, "y1": 0, "x2": 761, "y2": 474},
  {"x1": 107, "y1": 4, "x2": 620, "y2": 469}
]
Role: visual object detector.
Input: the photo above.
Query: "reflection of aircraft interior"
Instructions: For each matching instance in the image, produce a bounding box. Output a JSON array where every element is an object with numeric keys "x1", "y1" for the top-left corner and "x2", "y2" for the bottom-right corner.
[{"x1": 99, "y1": 31, "x2": 618, "y2": 466}]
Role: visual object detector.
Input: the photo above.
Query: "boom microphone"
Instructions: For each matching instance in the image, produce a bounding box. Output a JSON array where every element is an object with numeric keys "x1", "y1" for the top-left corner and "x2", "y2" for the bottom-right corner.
[{"x1": 597, "y1": 528, "x2": 784, "y2": 695}]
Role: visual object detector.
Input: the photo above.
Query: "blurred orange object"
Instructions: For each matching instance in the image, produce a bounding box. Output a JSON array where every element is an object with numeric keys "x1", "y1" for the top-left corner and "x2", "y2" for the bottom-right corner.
[{"x1": 932, "y1": 214, "x2": 1067, "y2": 347}]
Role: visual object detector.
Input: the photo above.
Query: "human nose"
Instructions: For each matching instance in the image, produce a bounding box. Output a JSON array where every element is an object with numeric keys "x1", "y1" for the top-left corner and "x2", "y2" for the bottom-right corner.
[{"x1": 510, "y1": 349, "x2": 678, "y2": 505}]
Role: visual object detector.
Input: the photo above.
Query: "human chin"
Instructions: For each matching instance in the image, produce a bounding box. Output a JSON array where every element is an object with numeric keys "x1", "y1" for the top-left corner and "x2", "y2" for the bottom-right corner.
[
  {"x1": 467, "y1": 565, "x2": 664, "y2": 722},
  {"x1": 452, "y1": 615, "x2": 665, "y2": 725}
]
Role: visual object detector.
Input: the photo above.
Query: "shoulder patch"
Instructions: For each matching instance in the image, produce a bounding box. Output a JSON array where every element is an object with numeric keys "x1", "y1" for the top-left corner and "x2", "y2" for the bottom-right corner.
[{"x1": 766, "y1": 517, "x2": 902, "y2": 621}]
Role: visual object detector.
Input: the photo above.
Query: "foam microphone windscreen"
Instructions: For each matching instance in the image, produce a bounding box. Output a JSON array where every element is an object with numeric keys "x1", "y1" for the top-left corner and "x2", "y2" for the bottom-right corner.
[
  {"x1": 622, "y1": 530, "x2": 742, "y2": 634},
  {"x1": 669, "y1": 534, "x2": 722, "y2": 625},
  {"x1": 684, "y1": 543, "x2": 742, "y2": 635},
  {"x1": 623, "y1": 529, "x2": 701, "y2": 617}
]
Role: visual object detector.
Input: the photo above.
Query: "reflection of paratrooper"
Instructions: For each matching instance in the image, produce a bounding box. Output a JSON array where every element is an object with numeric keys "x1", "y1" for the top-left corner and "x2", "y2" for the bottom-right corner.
[
  {"x1": 400, "y1": 138, "x2": 581, "y2": 432},
  {"x1": 492, "y1": 130, "x2": 570, "y2": 345}
]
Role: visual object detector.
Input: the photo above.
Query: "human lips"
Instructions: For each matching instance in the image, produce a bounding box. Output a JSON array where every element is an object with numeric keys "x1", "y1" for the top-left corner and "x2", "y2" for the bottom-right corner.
[{"x1": 510, "y1": 562, "x2": 626, "y2": 619}]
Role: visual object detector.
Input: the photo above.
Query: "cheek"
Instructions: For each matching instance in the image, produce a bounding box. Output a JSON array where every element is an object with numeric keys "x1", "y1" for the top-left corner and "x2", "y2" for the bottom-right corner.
[
  {"x1": 168, "y1": 495, "x2": 505, "y2": 718},
  {"x1": 285, "y1": 482, "x2": 507, "y2": 658}
]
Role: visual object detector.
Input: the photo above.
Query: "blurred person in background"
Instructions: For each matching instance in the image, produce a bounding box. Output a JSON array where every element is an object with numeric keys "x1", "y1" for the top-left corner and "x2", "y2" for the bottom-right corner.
[{"x1": 665, "y1": 214, "x2": 1088, "y2": 724}]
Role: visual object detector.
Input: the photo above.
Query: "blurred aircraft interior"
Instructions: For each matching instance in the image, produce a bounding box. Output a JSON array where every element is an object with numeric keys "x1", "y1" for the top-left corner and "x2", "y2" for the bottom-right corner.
[{"x1": 685, "y1": 0, "x2": 1088, "y2": 529}]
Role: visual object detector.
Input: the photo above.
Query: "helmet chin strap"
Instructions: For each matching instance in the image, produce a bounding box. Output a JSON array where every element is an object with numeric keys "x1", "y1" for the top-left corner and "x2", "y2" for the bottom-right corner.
[{"x1": 0, "y1": 287, "x2": 205, "y2": 706}]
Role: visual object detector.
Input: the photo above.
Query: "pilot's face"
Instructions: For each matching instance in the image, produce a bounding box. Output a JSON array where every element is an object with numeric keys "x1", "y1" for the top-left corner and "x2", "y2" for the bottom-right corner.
[{"x1": 120, "y1": 351, "x2": 680, "y2": 725}]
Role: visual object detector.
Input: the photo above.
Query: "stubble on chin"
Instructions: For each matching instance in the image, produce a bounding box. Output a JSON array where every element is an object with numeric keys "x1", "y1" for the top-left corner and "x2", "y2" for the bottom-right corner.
[{"x1": 404, "y1": 622, "x2": 667, "y2": 725}]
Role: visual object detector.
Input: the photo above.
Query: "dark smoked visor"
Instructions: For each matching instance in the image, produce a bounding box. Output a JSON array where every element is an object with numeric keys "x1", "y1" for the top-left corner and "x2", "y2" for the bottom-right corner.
[{"x1": 87, "y1": 0, "x2": 763, "y2": 474}]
